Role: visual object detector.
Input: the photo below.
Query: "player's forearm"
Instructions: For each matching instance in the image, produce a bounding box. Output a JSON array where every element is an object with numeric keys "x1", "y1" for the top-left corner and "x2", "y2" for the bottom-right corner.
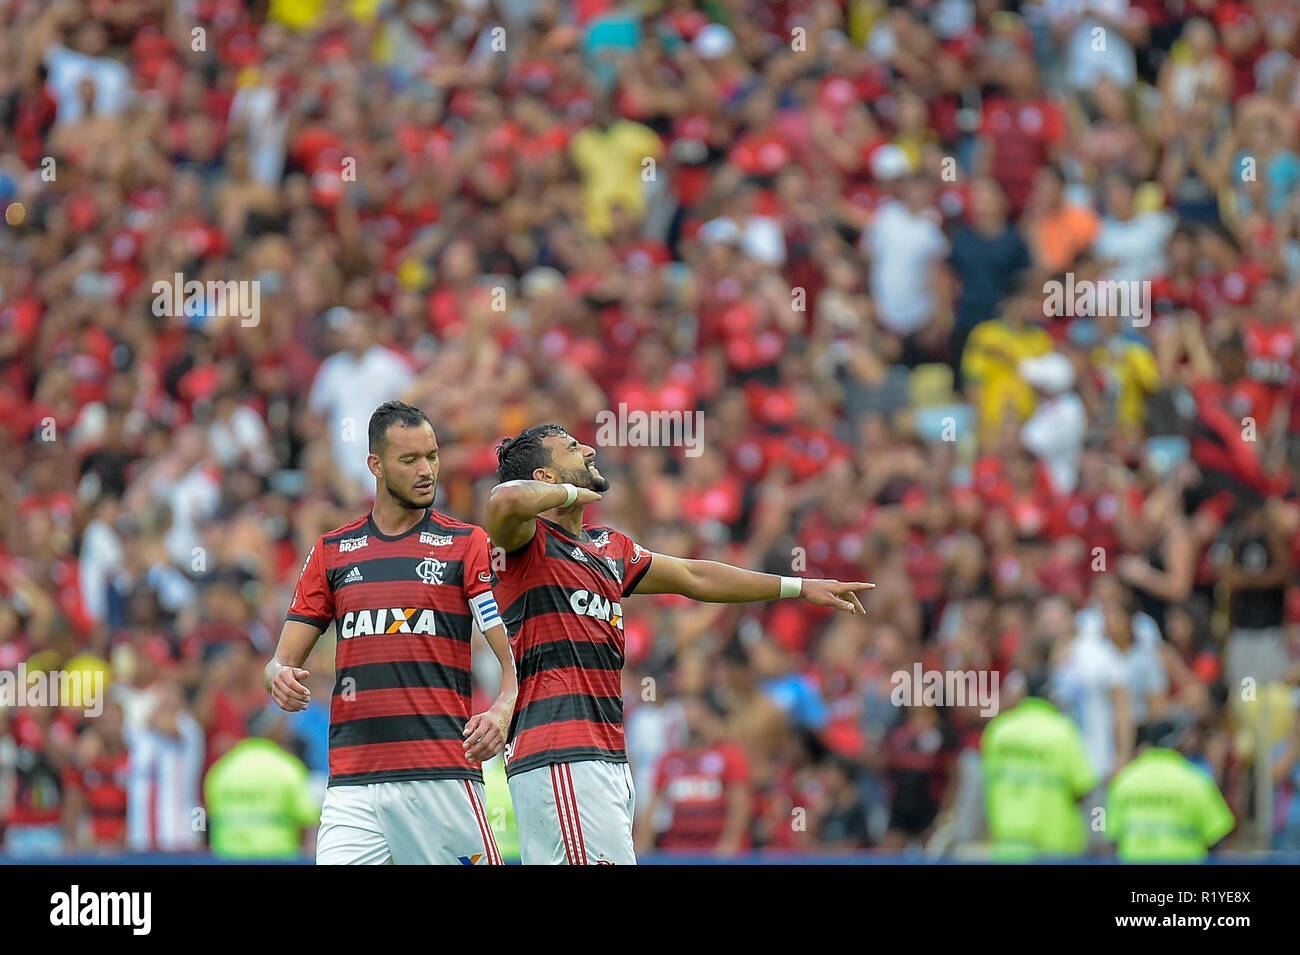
[
  {"x1": 674, "y1": 559, "x2": 787, "y2": 603},
  {"x1": 482, "y1": 624, "x2": 518, "y2": 715},
  {"x1": 265, "y1": 622, "x2": 322, "y2": 690},
  {"x1": 487, "y1": 480, "x2": 574, "y2": 521}
]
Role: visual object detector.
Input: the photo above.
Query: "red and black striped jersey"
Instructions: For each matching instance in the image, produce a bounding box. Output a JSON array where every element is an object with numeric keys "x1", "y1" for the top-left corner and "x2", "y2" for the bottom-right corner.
[
  {"x1": 654, "y1": 742, "x2": 751, "y2": 850},
  {"x1": 494, "y1": 519, "x2": 652, "y2": 777},
  {"x1": 286, "y1": 508, "x2": 498, "y2": 786}
]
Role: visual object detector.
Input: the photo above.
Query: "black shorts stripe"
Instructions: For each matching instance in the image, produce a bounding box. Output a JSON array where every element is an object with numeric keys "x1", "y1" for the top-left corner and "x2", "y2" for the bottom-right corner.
[
  {"x1": 516, "y1": 639, "x2": 624, "y2": 680},
  {"x1": 329, "y1": 713, "x2": 466, "y2": 748},
  {"x1": 335, "y1": 660, "x2": 472, "y2": 696},
  {"x1": 512, "y1": 693, "x2": 624, "y2": 732},
  {"x1": 504, "y1": 747, "x2": 627, "y2": 778}
]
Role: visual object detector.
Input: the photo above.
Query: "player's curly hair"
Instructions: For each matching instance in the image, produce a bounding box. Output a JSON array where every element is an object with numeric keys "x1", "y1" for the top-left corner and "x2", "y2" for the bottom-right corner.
[{"x1": 496, "y1": 423, "x2": 567, "y2": 483}]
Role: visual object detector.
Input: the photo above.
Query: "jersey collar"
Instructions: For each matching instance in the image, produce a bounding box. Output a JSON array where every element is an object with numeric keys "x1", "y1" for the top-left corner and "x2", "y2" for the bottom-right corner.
[
  {"x1": 540, "y1": 517, "x2": 587, "y2": 543},
  {"x1": 367, "y1": 508, "x2": 429, "y2": 542}
]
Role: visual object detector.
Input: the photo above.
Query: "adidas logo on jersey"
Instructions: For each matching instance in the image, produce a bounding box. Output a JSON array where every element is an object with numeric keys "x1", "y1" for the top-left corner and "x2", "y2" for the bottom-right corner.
[
  {"x1": 571, "y1": 547, "x2": 588, "y2": 563},
  {"x1": 343, "y1": 566, "x2": 364, "y2": 584}
]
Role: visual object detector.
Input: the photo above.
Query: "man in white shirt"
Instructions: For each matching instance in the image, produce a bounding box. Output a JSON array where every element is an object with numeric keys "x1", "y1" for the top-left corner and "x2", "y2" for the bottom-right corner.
[
  {"x1": 1020, "y1": 352, "x2": 1087, "y2": 493},
  {"x1": 1040, "y1": 0, "x2": 1139, "y2": 92},
  {"x1": 307, "y1": 307, "x2": 415, "y2": 497},
  {"x1": 860, "y1": 156, "x2": 951, "y2": 346},
  {"x1": 44, "y1": 22, "x2": 132, "y2": 125},
  {"x1": 1095, "y1": 173, "x2": 1175, "y2": 284},
  {"x1": 125, "y1": 678, "x2": 204, "y2": 852},
  {"x1": 1053, "y1": 581, "x2": 1168, "y2": 778}
]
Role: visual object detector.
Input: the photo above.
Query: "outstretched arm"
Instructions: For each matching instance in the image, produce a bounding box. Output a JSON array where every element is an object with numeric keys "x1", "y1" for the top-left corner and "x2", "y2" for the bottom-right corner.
[
  {"x1": 632, "y1": 552, "x2": 873, "y2": 614},
  {"x1": 484, "y1": 480, "x2": 603, "y2": 552}
]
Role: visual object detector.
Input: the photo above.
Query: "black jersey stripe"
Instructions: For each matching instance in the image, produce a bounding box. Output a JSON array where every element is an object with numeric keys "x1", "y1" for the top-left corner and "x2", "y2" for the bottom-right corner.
[
  {"x1": 327, "y1": 555, "x2": 470, "y2": 590},
  {"x1": 512, "y1": 692, "x2": 624, "y2": 730},
  {"x1": 504, "y1": 747, "x2": 628, "y2": 778},
  {"x1": 335, "y1": 660, "x2": 472, "y2": 696},
  {"x1": 328, "y1": 766, "x2": 483, "y2": 787},
  {"x1": 329, "y1": 712, "x2": 466, "y2": 748},
  {"x1": 515, "y1": 639, "x2": 624, "y2": 679}
]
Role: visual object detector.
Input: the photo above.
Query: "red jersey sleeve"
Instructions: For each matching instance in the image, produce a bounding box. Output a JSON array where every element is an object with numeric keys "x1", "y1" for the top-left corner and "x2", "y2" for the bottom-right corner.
[
  {"x1": 612, "y1": 529, "x2": 653, "y2": 597},
  {"x1": 465, "y1": 526, "x2": 504, "y2": 634},
  {"x1": 1041, "y1": 100, "x2": 1066, "y2": 143},
  {"x1": 723, "y1": 743, "x2": 751, "y2": 786},
  {"x1": 462, "y1": 526, "x2": 494, "y2": 600},
  {"x1": 286, "y1": 539, "x2": 333, "y2": 629}
]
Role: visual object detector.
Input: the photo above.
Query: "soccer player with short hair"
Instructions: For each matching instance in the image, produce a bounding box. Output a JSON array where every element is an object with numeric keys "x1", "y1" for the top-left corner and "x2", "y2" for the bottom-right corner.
[
  {"x1": 267, "y1": 400, "x2": 516, "y2": 865},
  {"x1": 486, "y1": 424, "x2": 874, "y2": 864}
]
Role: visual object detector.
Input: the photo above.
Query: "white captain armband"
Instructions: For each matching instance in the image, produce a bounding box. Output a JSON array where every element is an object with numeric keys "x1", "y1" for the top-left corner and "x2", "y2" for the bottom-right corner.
[{"x1": 469, "y1": 589, "x2": 502, "y2": 632}]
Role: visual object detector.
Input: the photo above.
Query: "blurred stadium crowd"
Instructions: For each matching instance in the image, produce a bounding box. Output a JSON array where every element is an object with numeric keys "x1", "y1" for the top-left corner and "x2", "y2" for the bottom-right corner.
[{"x1": 2, "y1": 0, "x2": 1300, "y2": 859}]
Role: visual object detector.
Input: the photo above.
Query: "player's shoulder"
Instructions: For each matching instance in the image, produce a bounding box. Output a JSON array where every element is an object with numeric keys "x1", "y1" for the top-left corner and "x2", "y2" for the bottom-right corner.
[
  {"x1": 319, "y1": 513, "x2": 371, "y2": 548},
  {"x1": 581, "y1": 524, "x2": 628, "y2": 543},
  {"x1": 426, "y1": 508, "x2": 485, "y2": 535},
  {"x1": 425, "y1": 510, "x2": 491, "y2": 553}
]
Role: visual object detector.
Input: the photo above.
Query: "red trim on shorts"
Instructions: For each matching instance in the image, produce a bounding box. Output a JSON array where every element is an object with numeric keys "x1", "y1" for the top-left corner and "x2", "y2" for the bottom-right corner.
[
  {"x1": 551, "y1": 765, "x2": 578, "y2": 864},
  {"x1": 464, "y1": 780, "x2": 501, "y2": 865},
  {"x1": 562, "y1": 764, "x2": 588, "y2": 865}
]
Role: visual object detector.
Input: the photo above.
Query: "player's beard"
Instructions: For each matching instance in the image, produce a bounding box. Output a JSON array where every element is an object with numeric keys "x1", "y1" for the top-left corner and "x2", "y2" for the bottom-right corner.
[
  {"x1": 566, "y1": 459, "x2": 610, "y2": 494},
  {"x1": 385, "y1": 475, "x2": 434, "y2": 510}
]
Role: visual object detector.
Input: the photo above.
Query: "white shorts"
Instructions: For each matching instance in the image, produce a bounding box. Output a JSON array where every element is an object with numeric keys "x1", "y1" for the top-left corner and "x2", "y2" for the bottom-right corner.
[
  {"x1": 316, "y1": 778, "x2": 503, "y2": 865},
  {"x1": 508, "y1": 760, "x2": 636, "y2": 865}
]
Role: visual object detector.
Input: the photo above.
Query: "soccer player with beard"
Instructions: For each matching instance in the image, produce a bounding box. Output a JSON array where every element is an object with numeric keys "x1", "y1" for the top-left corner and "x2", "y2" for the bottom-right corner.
[
  {"x1": 267, "y1": 401, "x2": 516, "y2": 865},
  {"x1": 487, "y1": 424, "x2": 874, "y2": 864}
]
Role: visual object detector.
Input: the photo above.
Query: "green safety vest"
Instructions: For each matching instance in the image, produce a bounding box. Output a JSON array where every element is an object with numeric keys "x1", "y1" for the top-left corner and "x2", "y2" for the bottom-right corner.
[
  {"x1": 981, "y1": 697, "x2": 1098, "y2": 857},
  {"x1": 203, "y1": 738, "x2": 320, "y2": 859},
  {"x1": 482, "y1": 756, "x2": 519, "y2": 862},
  {"x1": 1106, "y1": 748, "x2": 1234, "y2": 861}
]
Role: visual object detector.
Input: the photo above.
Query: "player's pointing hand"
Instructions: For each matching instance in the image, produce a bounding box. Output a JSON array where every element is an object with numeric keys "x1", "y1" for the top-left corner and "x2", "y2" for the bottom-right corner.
[{"x1": 798, "y1": 579, "x2": 875, "y2": 614}]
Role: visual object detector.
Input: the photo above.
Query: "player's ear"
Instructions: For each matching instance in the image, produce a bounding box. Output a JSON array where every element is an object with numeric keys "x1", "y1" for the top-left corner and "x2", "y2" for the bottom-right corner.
[
  {"x1": 367, "y1": 453, "x2": 383, "y2": 479},
  {"x1": 532, "y1": 468, "x2": 554, "y2": 483}
]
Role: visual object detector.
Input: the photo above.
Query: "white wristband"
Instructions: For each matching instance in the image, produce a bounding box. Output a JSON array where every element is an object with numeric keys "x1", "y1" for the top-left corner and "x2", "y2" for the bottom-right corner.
[
  {"x1": 560, "y1": 483, "x2": 578, "y2": 507},
  {"x1": 779, "y1": 576, "x2": 803, "y2": 599}
]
